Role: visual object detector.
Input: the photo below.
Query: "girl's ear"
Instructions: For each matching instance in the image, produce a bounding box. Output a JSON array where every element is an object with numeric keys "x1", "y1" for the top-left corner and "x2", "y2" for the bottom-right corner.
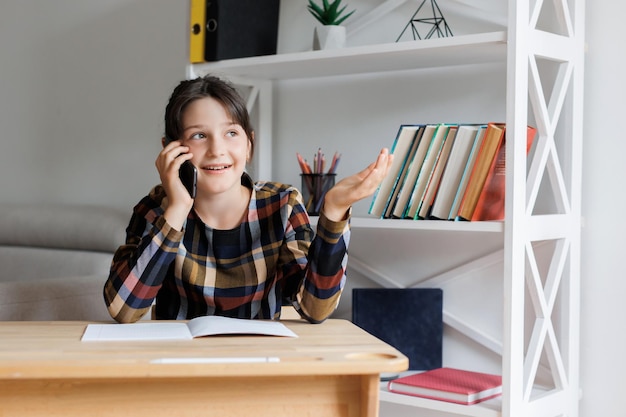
[
  {"x1": 247, "y1": 132, "x2": 254, "y2": 162},
  {"x1": 246, "y1": 132, "x2": 254, "y2": 163}
]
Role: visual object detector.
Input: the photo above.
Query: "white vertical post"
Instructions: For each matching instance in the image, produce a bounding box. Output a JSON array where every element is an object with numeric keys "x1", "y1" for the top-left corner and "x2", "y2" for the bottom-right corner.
[
  {"x1": 254, "y1": 79, "x2": 273, "y2": 180},
  {"x1": 504, "y1": 0, "x2": 583, "y2": 416},
  {"x1": 564, "y1": 0, "x2": 585, "y2": 415},
  {"x1": 503, "y1": 0, "x2": 530, "y2": 416}
]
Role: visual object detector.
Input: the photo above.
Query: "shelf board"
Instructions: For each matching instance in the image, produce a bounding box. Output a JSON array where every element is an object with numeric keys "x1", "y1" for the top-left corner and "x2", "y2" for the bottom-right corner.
[
  {"x1": 350, "y1": 217, "x2": 503, "y2": 232},
  {"x1": 379, "y1": 377, "x2": 555, "y2": 417},
  {"x1": 189, "y1": 31, "x2": 507, "y2": 80},
  {"x1": 379, "y1": 386, "x2": 502, "y2": 417},
  {"x1": 310, "y1": 216, "x2": 504, "y2": 233}
]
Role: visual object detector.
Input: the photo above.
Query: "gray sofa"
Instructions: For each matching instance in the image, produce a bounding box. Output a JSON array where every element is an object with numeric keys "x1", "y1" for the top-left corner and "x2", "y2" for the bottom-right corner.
[{"x1": 0, "y1": 203, "x2": 129, "y2": 321}]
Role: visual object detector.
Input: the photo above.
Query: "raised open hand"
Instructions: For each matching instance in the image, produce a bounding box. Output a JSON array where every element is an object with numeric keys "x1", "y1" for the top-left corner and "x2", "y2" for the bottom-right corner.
[{"x1": 322, "y1": 148, "x2": 393, "y2": 221}]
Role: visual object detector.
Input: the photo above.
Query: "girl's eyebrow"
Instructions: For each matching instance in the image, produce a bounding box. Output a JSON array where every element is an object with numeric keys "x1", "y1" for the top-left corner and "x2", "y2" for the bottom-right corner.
[
  {"x1": 182, "y1": 124, "x2": 206, "y2": 132},
  {"x1": 182, "y1": 121, "x2": 238, "y2": 132}
]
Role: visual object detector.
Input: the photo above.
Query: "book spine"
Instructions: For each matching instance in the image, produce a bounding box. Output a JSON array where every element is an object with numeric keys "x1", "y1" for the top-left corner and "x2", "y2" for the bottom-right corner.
[
  {"x1": 385, "y1": 129, "x2": 423, "y2": 218},
  {"x1": 409, "y1": 124, "x2": 449, "y2": 219},
  {"x1": 471, "y1": 125, "x2": 537, "y2": 221},
  {"x1": 448, "y1": 125, "x2": 486, "y2": 220},
  {"x1": 391, "y1": 126, "x2": 431, "y2": 218},
  {"x1": 418, "y1": 125, "x2": 458, "y2": 219},
  {"x1": 457, "y1": 123, "x2": 505, "y2": 221},
  {"x1": 429, "y1": 125, "x2": 479, "y2": 220},
  {"x1": 368, "y1": 125, "x2": 419, "y2": 218},
  {"x1": 369, "y1": 127, "x2": 404, "y2": 217},
  {"x1": 189, "y1": 0, "x2": 206, "y2": 64}
]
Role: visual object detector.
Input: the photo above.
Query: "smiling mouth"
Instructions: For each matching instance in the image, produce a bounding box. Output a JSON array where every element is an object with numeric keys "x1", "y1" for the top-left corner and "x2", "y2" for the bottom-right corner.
[{"x1": 203, "y1": 165, "x2": 231, "y2": 171}]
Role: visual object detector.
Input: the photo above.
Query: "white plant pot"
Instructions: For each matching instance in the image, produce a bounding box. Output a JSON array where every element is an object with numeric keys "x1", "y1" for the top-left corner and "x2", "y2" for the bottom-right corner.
[{"x1": 313, "y1": 25, "x2": 347, "y2": 50}]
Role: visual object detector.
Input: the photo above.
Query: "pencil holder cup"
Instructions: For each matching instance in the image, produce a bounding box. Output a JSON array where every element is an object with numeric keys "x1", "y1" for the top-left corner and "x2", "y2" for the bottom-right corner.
[{"x1": 300, "y1": 173, "x2": 336, "y2": 216}]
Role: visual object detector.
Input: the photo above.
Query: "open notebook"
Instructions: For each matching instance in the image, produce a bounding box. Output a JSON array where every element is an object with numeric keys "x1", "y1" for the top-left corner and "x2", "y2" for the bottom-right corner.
[{"x1": 82, "y1": 315, "x2": 298, "y2": 341}]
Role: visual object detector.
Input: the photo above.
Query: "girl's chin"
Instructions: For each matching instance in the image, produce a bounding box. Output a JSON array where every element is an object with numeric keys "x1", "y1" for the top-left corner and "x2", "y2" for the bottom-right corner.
[{"x1": 197, "y1": 174, "x2": 240, "y2": 194}]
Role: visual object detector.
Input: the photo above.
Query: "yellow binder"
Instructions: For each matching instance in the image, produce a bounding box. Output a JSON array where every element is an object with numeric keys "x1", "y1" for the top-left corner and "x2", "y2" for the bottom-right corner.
[{"x1": 189, "y1": 0, "x2": 206, "y2": 63}]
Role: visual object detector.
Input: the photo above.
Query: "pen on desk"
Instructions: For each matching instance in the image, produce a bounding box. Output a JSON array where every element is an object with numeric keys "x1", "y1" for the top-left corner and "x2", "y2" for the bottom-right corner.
[{"x1": 151, "y1": 357, "x2": 281, "y2": 364}]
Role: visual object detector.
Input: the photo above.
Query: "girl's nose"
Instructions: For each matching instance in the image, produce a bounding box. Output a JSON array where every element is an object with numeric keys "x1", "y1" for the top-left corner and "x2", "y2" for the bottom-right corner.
[{"x1": 204, "y1": 137, "x2": 224, "y2": 157}]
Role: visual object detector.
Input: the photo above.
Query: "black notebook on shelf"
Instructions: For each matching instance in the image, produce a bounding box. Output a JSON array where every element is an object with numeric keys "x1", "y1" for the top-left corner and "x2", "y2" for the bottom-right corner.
[
  {"x1": 352, "y1": 288, "x2": 443, "y2": 371},
  {"x1": 204, "y1": 0, "x2": 281, "y2": 62}
]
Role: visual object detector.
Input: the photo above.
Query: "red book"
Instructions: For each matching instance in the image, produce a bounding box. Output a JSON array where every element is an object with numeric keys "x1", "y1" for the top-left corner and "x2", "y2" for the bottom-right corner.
[
  {"x1": 387, "y1": 367, "x2": 502, "y2": 405},
  {"x1": 457, "y1": 123, "x2": 506, "y2": 221},
  {"x1": 471, "y1": 125, "x2": 537, "y2": 221}
]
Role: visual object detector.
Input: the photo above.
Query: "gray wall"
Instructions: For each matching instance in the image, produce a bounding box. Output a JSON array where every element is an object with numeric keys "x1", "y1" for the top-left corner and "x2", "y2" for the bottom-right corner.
[
  {"x1": 0, "y1": 0, "x2": 187, "y2": 210},
  {"x1": 0, "y1": 1, "x2": 623, "y2": 416}
]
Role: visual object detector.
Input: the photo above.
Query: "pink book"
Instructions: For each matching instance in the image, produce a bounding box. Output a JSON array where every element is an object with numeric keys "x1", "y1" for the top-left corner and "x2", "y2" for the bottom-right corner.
[
  {"x1": 471, "y1": 125, "x2": 537, "y2": 221},
  {"x1": 387, "y1": 367, "x2": 502, "y2": 405}
]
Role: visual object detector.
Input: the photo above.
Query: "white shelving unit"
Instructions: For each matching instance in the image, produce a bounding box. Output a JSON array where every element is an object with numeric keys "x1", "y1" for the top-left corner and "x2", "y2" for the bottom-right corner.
[
  {"x1": 187, "y1": 1, "x2": 584, "y2": 416},
  {"x1": 188, "y1": 31, "x2": 508, "y2": 183}
]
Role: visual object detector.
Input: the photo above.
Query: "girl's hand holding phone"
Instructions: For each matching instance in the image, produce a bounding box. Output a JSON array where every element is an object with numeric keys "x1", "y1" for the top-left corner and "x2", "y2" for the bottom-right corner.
[{"x1": 156, "y1": 139, "x2": 196, "y2": 230}]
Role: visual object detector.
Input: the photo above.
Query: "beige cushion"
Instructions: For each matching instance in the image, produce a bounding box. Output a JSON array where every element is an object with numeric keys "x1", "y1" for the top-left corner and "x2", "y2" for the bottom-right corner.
[
  {"x1": 0, "y1": 246, "x2": 114, "y2": 283},
  {"x1": 0, "y1": 203, "x2": 127, "y2": 252},
  {"x1": 0, "y1": 203, "x2": 129, "y2": 321}
]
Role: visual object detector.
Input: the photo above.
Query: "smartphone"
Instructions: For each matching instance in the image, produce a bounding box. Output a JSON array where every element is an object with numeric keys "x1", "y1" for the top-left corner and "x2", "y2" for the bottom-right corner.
[
  {"x1": 179, "y1": 160, "x2": 197, "y2": 198},
  {"x1": 165, "y1": 136, "x2": 197, "y2": 198}
]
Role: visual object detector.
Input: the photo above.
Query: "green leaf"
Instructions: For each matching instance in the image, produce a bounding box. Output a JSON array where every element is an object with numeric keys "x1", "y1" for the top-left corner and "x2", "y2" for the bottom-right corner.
[{"x1": 307, "y1": 0, "x2": 355, "y2": 25}]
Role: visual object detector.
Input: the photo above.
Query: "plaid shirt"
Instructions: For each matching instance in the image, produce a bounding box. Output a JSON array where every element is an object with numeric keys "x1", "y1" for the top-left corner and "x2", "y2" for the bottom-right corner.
[{"x1": 104, "y1": 174, "x2": 350, "y2": 324}]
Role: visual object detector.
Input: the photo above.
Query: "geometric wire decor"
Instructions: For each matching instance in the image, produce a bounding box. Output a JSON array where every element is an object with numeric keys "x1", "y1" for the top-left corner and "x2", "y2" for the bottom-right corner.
[{"x1": 396, "y1": 0, "x2": 453, "y2": 41}]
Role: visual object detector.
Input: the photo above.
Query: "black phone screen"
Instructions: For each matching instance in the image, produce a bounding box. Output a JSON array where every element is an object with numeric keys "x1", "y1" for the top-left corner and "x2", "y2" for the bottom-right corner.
[{"x1": 179, "y1": 160, "x2": 197, "y2": 198}]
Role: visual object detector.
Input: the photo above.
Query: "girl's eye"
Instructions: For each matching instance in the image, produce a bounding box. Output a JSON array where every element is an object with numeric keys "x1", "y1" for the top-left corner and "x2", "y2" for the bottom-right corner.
[
  {"x1": 190, "y1": 132, "x2": 206, "y2": 140},
  {"x1": 226, "y1": 130, "x2": 237, "y2": 138}
]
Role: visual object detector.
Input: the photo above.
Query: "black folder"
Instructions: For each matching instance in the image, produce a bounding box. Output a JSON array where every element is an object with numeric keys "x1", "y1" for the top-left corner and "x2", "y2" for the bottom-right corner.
[
  {"x1": 352, "y1": 288, "x2": 443, "y2": 371},
  {"x1": 205, "y1": 0, "x2": 281, "y2": 62}
]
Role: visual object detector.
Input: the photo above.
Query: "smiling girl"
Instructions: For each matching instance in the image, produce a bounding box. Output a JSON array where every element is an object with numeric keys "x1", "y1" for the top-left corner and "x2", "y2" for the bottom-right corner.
[{"x1": 104, "y1": 75, "x2": 392, "y2": 324}]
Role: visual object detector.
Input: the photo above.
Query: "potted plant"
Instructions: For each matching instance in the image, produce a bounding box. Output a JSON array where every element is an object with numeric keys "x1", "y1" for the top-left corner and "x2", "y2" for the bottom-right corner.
[{"x1": 307, "y1": 0, "x2": 355, "y2": 50}]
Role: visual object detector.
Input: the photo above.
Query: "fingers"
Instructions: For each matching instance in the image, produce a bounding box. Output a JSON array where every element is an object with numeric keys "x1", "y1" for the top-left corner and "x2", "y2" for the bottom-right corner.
[
  {"x1": 336, "y1": 149, "x2": 394, "y2": 202},
  {"x1": 160, "y1": 140, "x2": 191, "y2": 162},
  {"x1": 156, "y1": 140, "x2": 192, "y2": 173},
  {"x1": 359, "y1": 148, "x2": 392, "y2": 183},
  {"x1": 155, "y1": 140, "x2": 195, "y2": 204},
  {"x1": 374, "y1": 148, "x2": 393, "y2": 173},
  {"x1": 322, "y1": 148, "x2": 395, "y2": 217}
]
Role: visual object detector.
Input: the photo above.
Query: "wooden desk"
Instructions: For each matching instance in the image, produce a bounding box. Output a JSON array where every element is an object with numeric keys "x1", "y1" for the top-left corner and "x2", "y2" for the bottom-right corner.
[{"x1": 0, "y1": 319, "x2": 407, "y2": 417}]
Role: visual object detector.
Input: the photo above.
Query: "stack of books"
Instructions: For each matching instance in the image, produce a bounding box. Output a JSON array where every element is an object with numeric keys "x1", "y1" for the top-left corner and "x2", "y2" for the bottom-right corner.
[
  {"x1": 387, "y1": 367, "x2": 503, "y2": 405},
  {"x1": 369, "y1": 123, "x2": 536, "y2": 221}
]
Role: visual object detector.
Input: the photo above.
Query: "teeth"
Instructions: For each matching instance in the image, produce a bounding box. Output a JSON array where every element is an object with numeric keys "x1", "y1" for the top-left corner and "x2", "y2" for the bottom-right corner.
[{"x1": 207, "y1": 166, "x2": 228, "y2": 170}]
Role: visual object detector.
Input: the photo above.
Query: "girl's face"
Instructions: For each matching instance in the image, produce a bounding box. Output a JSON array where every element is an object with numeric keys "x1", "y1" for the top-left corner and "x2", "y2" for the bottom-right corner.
[{"x1": 179, "y1": 97, "x2": 251, "y2": 197}]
